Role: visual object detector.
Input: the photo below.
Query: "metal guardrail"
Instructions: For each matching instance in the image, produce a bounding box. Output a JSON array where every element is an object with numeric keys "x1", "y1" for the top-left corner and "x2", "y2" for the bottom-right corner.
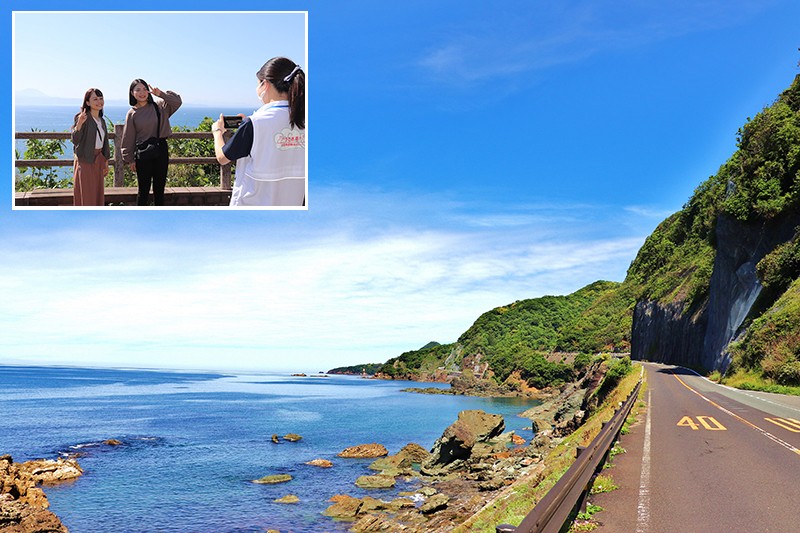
[{"x1": 497, "y1": 378, "x2": 642, "y2": 533}]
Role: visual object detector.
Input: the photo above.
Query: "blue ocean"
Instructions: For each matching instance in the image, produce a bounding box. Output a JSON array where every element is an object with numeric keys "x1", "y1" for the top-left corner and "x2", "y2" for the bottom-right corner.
[{"x1": 0, "y1": 365, "x2": 538, "y2": 533}]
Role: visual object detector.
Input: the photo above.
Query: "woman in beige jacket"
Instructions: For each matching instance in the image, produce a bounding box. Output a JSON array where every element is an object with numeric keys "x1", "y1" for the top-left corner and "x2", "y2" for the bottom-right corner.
[{"x1": 70, "y1": 88, "x2": 110, "y2": 206}]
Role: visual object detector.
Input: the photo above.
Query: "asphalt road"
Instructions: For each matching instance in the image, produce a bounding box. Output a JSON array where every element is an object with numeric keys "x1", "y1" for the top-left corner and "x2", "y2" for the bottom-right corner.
[{"x1": 592, "y1": 362, "x2": 800, "y2": 533}]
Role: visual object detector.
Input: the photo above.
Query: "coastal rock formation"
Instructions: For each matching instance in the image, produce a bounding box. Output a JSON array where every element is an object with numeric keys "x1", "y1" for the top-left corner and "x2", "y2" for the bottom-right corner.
[
  {"x1": 354, "y1": 475, "x2": 395, "y2": 489},
  {"x1": 252, "y1": 474, "x2": 292, "y2": 485},
  {"x1": 368, "y1": 455, "x2": 412, "y2": 477},
  {"x1": 422, "y1": 410, "x2": 504, "y2": 473},
  {"x1": 0, "y1": 455, "x2": 72, "y2": 533},
  {"x1": 521, "y1": 361, "x2": 607, "y2": 438},
  {"x1": 305, "y1": 459, "x2": 333, "y2": 468},
  {"x1": 18, "y1": 459, "x2": 82, "y2": 485},
  {"x1": 274, "y1": 495, "x2": 299, "y2": 504},
  {"x1": 397, "y1": 443, "x2": 430, "y2": 464},
  {"x1": 337, "y1": 444, "x2": 388, "y2": 459},
  {"x1": 282, "y1": 434, "x2": 302, "y2": 442}
]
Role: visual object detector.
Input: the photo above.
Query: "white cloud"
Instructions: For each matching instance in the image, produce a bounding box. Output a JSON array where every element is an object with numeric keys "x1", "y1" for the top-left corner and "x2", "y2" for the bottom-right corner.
[{"x1": 0, "y1": 188, "x2": 649, "y2": 372}]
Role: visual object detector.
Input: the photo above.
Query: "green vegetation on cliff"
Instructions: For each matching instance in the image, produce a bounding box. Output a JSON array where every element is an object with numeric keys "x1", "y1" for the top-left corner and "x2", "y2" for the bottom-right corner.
[
  {"x1": 728, "y1": 277, "x2": 800, "y2": 387},
  {"x1": 456, "y1": 281, "x2": 630, "y2": 385},
  {"x1": 326, "y1": 363, "x2": 384, "y2": 375},
  {"x1": 377, "y1": 342, "x2": 454, "y2": 380},
  {"x1": 626, "y1": 74, "x2": 800, "y2": 312},
  {"x1": 376, "y1": 281, "x2": 632, "y2": 388}
]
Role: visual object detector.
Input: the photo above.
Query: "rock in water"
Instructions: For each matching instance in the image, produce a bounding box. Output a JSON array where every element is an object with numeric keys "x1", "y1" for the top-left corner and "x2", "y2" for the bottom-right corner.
[
  {"x1": 306, "y1": 458, "x2": 333, "y2": 468},
  {"x1": 423, "y1": 410, "x2": 504, "y2": 469},
  {"x1": 252, "y1": 474, "x2": 292, "y2": 484},
  {"x1": 337, "y1": 443, "x2": 389, "y2": 458},
  {"x1": 274, "y1": 494, "x2": 300, "y2": 504},
  {"x1": 0, "y1": 454, "x2": 71, "y2": 533},
  {"x1": 397, "y1": 443, "x2": 430, "y2": 464},
  {"x1": 18, "y1": 458, "x2": 83, "y2": 484},
  {"x1": 354, "y1": 475, "x2": 395, "y2": 489},
  {"x1": 283, "y1": 433, "x2": 302, "y2": 442}
]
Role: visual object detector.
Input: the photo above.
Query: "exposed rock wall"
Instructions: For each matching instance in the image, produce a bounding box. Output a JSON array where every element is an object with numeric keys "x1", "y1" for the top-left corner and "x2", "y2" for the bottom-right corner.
[{"x1": 632, "y1": 211, "x2": 800, "y2": 372}]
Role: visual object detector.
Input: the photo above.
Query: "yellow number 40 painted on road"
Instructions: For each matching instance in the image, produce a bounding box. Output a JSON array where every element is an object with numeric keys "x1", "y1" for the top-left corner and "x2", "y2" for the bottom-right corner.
[{"x1": 677, "y1": 416, "x2": 727, "y2": 430}]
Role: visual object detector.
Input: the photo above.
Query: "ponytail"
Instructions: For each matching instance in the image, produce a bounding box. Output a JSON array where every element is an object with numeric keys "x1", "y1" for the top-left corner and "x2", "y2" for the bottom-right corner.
[
  {"x1": 287, "y1": 68, "x2": 305, "y2": 130},
  {"x1": 257, "y1": 57, "x2": 305, "y2": 130}
]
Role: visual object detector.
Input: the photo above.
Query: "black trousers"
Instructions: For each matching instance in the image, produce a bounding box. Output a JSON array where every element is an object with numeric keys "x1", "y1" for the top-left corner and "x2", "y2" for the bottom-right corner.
[{"x1": 136, "y1": 142, "x2": 169, "y2": 206}]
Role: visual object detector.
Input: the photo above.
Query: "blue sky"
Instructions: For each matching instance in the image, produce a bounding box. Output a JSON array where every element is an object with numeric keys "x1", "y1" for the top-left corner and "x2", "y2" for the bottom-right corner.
[{"x1": 3, "y1": 0, "x2": 800, "y2": 372}]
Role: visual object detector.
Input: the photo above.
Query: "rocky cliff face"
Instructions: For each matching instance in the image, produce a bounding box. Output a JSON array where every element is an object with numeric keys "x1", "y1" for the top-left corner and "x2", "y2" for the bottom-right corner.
[{"x1": 632, "y1": 211, "x2": 800, "y2": 372}]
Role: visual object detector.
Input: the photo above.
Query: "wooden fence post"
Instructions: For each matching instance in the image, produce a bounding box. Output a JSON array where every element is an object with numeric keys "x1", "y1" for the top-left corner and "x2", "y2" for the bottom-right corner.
[
  {"x1": 114, "y1": 124, "x2": 124, "y2": 187},
  {"x1": 220, "y1": 130, "x2": 233, "y2": 190}
]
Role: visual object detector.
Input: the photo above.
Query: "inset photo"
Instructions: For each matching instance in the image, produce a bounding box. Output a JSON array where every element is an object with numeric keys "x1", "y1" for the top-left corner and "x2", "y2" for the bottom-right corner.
[{"x1": 13, "y1": 11, "x2": 307, "y2": 209}]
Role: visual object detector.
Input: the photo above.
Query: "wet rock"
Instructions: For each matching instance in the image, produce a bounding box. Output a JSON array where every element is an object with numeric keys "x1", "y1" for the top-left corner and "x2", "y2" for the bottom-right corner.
[
  {"x1": 18, "y1": 458, "x2": 83, "y2": 484},
  {"x1": 252, "y1": 474, "x2": 292, "y2": 484},
  {"x1": 337, "y1": 443, "x2": 389, "y2": 459},
  {"x1": 104, "y1": 439, "x2": 123, "y2": 446},
  {"x1": 355, "y1": 475, "x2": 395, "y2": 489},
  {"x1": 322, "y1": 495, "x2": 362, "y2": 519},
  {"x1": 417, "y1": 486, "x2": 438, "y2": 497},
  {"x1": 397, "y1": 443, "x2": 430, "y2": 464},
  {"x1": 420, "y1": 493, "x2": 449, "y2": 514},
  {"x1": 283, "y1": 434, "x2": 302, "y2": 442},
  {"x1": 368, "y1": 454, "x2": 412, "y2": 477},
  {"x1": 271, "y1": 434, "x2": 280, "y2": 444},
  {"x1": 305, "y1": 459, "x2": 333, "y2": 468},
  {"x1": 274, "y1": 494, "x2": 299, "y2": 504},
  {"x1": 0, "y1": 455, "x2": 70, "y2": 533}
]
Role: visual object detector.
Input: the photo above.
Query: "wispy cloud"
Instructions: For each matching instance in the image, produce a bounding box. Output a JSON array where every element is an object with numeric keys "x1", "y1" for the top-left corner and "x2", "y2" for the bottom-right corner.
[
  {"x1": 0, "y1": 188, "x2": 648, "y2": 372},
  {"x1": 415, "y1": 1, "x2": 772, "y2": 84}
]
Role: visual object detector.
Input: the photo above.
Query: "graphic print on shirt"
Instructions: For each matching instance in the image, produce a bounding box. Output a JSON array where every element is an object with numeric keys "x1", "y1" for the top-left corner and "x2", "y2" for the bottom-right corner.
[{"x1": 274, "y1": 128, "x2": 305, "y2": 151}]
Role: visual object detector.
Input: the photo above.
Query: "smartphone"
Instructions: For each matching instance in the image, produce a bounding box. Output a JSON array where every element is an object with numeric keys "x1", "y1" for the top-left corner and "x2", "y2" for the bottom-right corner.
[{"x1": 223, "y1": 115, "x2": 244, "y2": 129}]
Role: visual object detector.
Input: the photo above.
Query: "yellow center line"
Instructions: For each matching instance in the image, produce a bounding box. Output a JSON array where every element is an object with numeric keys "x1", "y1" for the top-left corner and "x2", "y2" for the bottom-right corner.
[{"x1": 670, "y1": 371, "x2": 800, "y2": 457}]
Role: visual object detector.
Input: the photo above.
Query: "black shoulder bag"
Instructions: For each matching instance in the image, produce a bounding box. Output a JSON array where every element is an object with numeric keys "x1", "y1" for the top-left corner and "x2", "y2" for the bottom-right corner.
[{"x1": 135, "y1": 103, "x2": 164, "y2": 161}]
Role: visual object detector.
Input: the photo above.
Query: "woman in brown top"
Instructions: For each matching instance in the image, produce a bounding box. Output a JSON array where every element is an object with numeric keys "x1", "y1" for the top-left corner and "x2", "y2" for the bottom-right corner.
[
  {"x1": 70, "y1": 88, "x2": 110, "y2": 206},
  {"x1": 120, "y1": 78, "x2": 182, "y2": 206}
]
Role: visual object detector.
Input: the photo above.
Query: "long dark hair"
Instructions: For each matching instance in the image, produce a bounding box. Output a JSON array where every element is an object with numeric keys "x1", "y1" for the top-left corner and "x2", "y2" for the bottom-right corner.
[
  {"x1": 74, "y1": 88, "x2": 104, "y2": 124},
  {"x1": 129, "y1": 78, "x2": 155, "y2": 106},
  {"x1": 257, "y1": 57, "x2": 305, "y2": 130}
]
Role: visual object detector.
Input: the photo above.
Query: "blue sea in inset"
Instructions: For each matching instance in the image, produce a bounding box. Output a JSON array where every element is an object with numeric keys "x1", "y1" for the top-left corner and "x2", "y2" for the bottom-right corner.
[{"x1": 0, "y1": 365, "x2": 539, "y2": 533}]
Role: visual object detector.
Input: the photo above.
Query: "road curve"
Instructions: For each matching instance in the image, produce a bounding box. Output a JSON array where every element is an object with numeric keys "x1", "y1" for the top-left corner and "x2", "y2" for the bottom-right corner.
[{"x1": 592, "y1": 362, "x2": 800, "y2": 533}]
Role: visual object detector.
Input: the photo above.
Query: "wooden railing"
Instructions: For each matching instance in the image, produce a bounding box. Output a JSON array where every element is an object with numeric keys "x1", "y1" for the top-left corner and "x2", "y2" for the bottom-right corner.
[{"x1": 14, "y1": 126, "x2": 233, "y2": 206}]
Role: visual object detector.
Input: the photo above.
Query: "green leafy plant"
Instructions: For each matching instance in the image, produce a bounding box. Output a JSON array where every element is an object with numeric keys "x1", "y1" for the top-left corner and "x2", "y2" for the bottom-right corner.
[{"x1": 15, "y1": 130, "x2": 68, "y2": 191}]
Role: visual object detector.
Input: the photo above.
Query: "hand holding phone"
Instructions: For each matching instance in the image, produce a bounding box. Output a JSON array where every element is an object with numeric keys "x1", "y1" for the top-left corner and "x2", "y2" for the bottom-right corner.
[{"x1": 223, "y1": 115, "x2": 244, "y2": 129}]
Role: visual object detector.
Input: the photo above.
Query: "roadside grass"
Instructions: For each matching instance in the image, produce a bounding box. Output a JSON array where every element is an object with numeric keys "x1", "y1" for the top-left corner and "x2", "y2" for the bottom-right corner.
[
  {"x1": 721, "y1": 369, "x2": 800, "y2": 396},
  {"x1": 570, "y1": 504, "x2": 604, "y2": 532},
  {"x1": 590, "y1": 474, "x2": 618, "y2": 494},
  {"x1": 454, "y1": 364, "x2": 643, "y2": 532}
]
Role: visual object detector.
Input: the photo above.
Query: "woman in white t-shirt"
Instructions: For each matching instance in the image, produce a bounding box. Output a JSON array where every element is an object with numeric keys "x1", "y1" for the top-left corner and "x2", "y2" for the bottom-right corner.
[{"x1": 212, "y1": 57, "x2": 306, "y2": 207}]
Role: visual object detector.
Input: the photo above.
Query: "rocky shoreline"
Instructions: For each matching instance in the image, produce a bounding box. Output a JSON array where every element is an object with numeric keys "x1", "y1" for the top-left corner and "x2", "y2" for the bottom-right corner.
[
  {"x1": 3, "y1": 362, "x2": 608, "y2": 533},
  {"x1": 0, "y1": 455, "x2": 82, "y2": 533}
]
